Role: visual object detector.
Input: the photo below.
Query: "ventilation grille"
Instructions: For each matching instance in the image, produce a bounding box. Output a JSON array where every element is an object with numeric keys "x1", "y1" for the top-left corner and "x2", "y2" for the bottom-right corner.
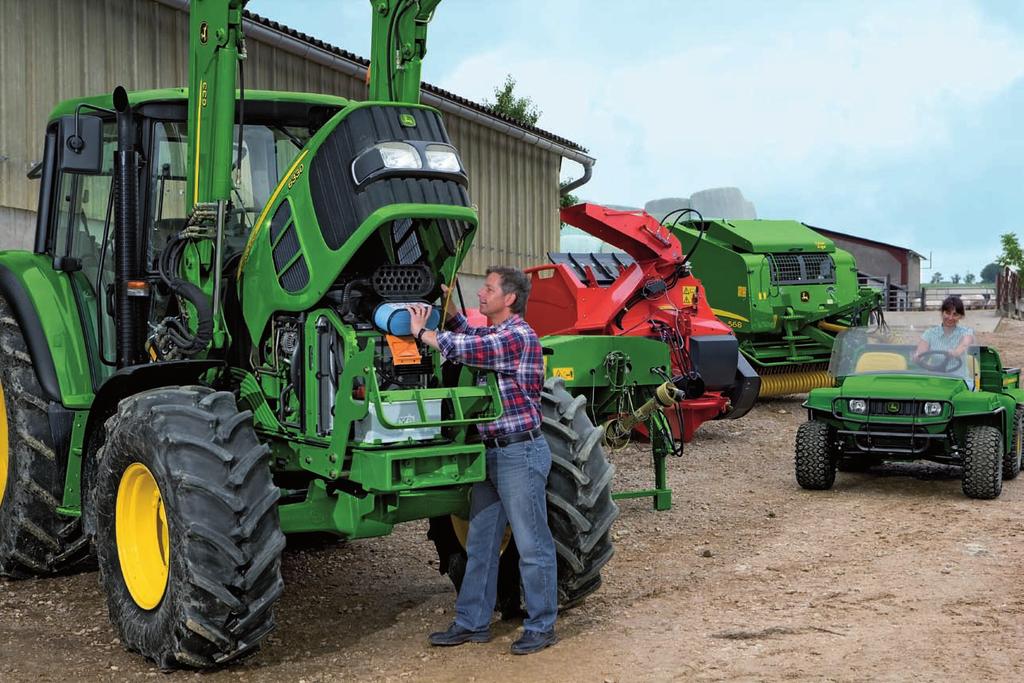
[{"x1": 767, "y1": 252, "x2": 835, "y2": 285}]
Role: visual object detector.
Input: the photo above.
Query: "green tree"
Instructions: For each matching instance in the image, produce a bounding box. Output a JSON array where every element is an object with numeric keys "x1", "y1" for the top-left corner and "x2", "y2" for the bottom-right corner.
[
  {"x1": 951, "y1": 273, "x2": 961, "y2": 284},
  {"x1": 965, "y1": 272, "x2": 976, "y2": 284},
  {"x1": 930, "y1": 272, "x2": 943, "y2": 284},
  {"x1": 486, "y1": 74, "x2": 542, "y2": 127},
  {"x1": 997, "y1": 232, "x2": 1024, "y2": 271},
  {"x1": 559, "y1": 180, "x2": 579, "y2": 210},
  {"x1": 980, "y1": 262, "x2": 1001, "y2": 283}
]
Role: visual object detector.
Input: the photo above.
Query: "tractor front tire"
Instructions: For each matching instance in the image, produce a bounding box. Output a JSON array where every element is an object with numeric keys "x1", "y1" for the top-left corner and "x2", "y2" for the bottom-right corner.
[
  {"x1": 94, "y1": 387, "x2": 285, "y2": 669},
  {"x1": 541, "y1": 377, "x2": 619, "y2": 607},
  {"x1": 795, "y1": 421, "x2": 837, "y2": 490},
  {"x1": 1002, "y1": 407, "x2": 1023, "y2": 481},
  {"x1": 962, "y1": 424, "x2": 1003, "y2": 499},
  {"x1": 0, "y1": 297, "x2": 91, "y2": 577}
]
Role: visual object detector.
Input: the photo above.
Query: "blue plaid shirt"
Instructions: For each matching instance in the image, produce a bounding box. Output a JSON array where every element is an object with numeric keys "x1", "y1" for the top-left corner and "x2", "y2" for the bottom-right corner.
[{"x1": 436, "y1": 313, "x2": 543, "y2": 438}]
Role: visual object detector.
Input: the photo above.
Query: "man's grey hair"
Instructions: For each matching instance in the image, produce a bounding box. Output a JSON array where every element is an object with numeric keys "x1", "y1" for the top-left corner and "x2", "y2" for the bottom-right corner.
[{"x1": 486, "y1": 265, "x2": 531, "y2": 315}]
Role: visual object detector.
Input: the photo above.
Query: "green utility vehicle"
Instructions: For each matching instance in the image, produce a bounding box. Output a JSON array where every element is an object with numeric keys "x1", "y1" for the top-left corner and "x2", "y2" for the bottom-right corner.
[
  {"x1": 796, "y1": 325, "x2": 1024, "y2": 499},
  {"x1": 0, "y1": 0, "x2": 615, "y2": 669},
  {"x1": 667, "y1": 218, "x2": 881, "y2": 397}
]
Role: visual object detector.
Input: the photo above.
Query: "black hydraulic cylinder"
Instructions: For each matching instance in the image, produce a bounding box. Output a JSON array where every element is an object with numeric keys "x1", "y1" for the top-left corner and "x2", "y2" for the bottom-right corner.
[{"x1": 113, "y1": 86, "x2": 145, "y2": 367}]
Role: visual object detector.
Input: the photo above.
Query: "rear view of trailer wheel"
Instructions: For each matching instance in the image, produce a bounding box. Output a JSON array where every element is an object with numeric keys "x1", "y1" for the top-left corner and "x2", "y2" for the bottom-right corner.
[{"x1": 94, "y1": 387, "x2": 285, "y2": 669}]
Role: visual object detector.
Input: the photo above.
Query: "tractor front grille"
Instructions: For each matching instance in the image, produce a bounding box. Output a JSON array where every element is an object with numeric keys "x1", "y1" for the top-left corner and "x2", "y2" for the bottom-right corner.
[
  {"x1": 868, "y1": 399, "x2": 918, "y2": 416},
  {"x1": 767, "y1": 252, "x2": 835, "y2": 286}
]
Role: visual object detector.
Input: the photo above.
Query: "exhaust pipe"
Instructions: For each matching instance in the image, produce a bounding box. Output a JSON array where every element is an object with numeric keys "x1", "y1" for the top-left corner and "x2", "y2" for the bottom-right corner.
[{"x1": 112, "y1": 86, "x2": 146, "y2": 367}]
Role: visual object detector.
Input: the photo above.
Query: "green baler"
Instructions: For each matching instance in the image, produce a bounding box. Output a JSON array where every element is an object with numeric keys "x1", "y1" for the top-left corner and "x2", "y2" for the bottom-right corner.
[{"x1": 667, "y1": 219, "x2": 881, "y2": 396}]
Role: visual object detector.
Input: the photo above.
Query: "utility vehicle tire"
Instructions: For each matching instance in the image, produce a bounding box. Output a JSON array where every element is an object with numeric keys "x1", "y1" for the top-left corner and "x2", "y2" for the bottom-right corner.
[
  {"x1": 0, "y1": 297, "x2": 91, "y2": 577},
  {"x1": 962, "y1": 424, "x2": 1003, "y2": 499},
  {"x1": 1002, "y1": 406, "x2": 1023, "y2": 481},
  {"x1": 94, "y1": 387, "x2": 285, "y2": 670},
  {"x1": 428, "y1": 378, "x2": 619, "y2": 612},
  {"x1": 795, "y1": 421, "x2": 837, "y2": 490}
]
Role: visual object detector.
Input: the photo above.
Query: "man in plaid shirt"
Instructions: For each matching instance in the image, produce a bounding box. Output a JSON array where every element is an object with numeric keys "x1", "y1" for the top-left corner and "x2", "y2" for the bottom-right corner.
[{"x1": 408, "y1": 266, "x2": 558, "y2": 655}]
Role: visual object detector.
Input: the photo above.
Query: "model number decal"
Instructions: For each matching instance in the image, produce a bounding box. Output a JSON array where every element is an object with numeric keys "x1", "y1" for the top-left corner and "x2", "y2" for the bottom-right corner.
[{"x1": 287, "y1": 163, "x2": 305, "y2": 189}]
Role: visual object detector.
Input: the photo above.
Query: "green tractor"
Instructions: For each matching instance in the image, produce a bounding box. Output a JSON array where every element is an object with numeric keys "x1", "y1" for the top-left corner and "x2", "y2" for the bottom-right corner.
[
  {"x1": 0, "y1": 0, "x2": 615, "y2": 668},
  {"x1": 666, "y1": 218, "x2": 881, "y2": 397},
  {"x1": 796, "y1": 325, "x2": 1024, "y2": 499}
]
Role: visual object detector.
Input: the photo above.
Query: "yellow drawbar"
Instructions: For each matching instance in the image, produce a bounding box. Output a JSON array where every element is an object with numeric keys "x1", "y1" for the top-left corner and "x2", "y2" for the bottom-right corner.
[{"x1": 116, "y1": 463, "x2": 170, "y2": 609}]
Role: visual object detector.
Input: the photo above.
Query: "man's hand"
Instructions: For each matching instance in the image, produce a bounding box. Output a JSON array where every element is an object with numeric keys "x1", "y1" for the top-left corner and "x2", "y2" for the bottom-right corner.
[{"x1": 405, "y1": 303, "x2": 434, "y2": 338}]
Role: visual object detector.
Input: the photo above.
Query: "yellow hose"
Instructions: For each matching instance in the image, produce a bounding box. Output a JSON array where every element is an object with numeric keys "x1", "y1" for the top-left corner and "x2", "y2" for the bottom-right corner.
[
  {"x1": 759, "y1": 370, "x2": 834, "y2": 397},
  {"x1": 817, "y1": 320, "x2": 848, "y2": 333}
]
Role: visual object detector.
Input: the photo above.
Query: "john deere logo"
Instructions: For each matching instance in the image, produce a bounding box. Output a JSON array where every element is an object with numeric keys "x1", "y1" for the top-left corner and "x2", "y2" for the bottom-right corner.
[
  {"x1": 399, "y1": 114, "x2": 416, "y2": 128},
  {"x1": 800, "y1": 291, "x2": 810, "y2": 302},
  {"x1": 886, "y1": 402, "x2": 901, "y2": 414}
]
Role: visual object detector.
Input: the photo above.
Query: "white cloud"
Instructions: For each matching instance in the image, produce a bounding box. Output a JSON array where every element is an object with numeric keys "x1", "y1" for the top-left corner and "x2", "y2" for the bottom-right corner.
[{"x1": 438, "y1": 0, "x2": 1024, "y2": 206}]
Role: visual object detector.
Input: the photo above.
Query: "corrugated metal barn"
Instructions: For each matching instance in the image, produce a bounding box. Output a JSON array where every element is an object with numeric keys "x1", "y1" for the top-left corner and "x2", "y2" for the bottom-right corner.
[{"x1": 0, "y1": 0, "x2": 593, "y2": 278}]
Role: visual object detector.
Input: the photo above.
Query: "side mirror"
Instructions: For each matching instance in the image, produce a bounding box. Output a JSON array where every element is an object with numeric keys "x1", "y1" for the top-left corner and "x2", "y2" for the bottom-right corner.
[{"x1": 57, "y1": 114, "x2": 104, "y2": 174}]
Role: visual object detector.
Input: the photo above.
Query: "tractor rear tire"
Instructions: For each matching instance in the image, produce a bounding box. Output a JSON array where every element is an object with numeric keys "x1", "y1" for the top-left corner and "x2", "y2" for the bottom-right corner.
[
  {"x1": 1002, "y1": 407, "x2": 1022, "y2": 481},
  {"x1": 0, "y1": 297, "x2": 91, "y2": 578},
  {"x1": 795, "y1": 421, "x2": 837, "y2": 490},
  {"x1": 94, "y1": 387, "x2": 285, "y2": 670},
  {"x1": 428, "y1": 377, "x2": 619, "y2": 612},
  {"x1": 962, "y1": 424, "x2": 1003, "y2": 499}
]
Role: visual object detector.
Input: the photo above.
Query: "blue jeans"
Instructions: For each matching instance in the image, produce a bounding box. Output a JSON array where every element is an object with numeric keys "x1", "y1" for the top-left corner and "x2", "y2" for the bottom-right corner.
[{"x1": 454, "y1": 436, "x2": 558, "y2": 633}]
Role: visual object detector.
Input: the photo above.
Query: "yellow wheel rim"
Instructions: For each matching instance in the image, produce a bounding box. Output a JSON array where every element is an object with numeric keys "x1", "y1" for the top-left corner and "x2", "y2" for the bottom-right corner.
[
  {"x1": 0, "y1": 381, "x2": 9, "y2": 509},
  {"x1": 116, "y1": 463, "x2": 170, "y2": 610},
  {"x1": 450, "y1": 514, "x2": 512, "y2": 554}
]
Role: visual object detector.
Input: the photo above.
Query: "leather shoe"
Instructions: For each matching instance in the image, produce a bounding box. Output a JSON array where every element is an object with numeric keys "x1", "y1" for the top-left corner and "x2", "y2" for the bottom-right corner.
[
  {"x1": 510, "y1": 629, "x2": 558, "y2": 655},
  {"x1": 428, "y1": 622, "x2": 492, "y2": 646}
]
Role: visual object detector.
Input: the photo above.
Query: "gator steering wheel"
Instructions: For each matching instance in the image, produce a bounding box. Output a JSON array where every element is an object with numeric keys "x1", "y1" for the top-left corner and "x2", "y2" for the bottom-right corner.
[{"x1": 916, "y1": 349, "x2": 962, "y2": 373}]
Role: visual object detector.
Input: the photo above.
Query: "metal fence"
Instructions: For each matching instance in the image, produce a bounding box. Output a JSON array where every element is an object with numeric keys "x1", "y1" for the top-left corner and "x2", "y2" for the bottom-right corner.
[
  {"x1": 858, "y1": 273, "x2": 910, "y2": 311},
  {"x1": 916, "y1": 285, "x2": 996, "y2": 311}
]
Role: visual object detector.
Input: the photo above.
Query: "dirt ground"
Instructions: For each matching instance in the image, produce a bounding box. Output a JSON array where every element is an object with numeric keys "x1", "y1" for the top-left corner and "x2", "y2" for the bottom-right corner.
[{"x1": 2, "y1": 319, "x2": 1023, "y2": 682}]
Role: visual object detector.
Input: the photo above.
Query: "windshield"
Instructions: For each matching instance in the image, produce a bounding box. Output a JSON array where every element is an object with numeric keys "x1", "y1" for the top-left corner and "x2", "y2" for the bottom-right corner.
[
  {"x1": 149, "y1": 121, "x2": 308, "y2": 267},
  {"x1": 829, "y1": 324, "x2": 978, "y2": 385}
]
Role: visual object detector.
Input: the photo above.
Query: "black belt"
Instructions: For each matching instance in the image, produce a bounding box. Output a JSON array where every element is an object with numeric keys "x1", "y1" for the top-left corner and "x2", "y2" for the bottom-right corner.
[{"x1": 481, "y1": 427, "x2": 542, "y2": 449}]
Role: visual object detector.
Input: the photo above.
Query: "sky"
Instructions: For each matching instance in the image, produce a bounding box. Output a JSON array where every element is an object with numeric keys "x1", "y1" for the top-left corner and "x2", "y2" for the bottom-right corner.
[{"x1": 246, "y1": 0, "x2": 1024, "y2": 281}]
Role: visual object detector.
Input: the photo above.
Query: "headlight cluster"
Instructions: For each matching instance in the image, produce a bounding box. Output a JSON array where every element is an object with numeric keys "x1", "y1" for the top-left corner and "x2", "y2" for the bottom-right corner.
[
  {"x1": 845, "y1": 398, "x2": 944, "y2": 417},
  {"x1": 378, "y1": 142, "x2": 422, "y2": 170},
  {"x1": 352, "y1": 141, "x2": 464, "y2": 185}
]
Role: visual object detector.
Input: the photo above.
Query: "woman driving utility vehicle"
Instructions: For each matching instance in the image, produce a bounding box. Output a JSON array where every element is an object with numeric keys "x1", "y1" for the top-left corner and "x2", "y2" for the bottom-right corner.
[{"x1": 912, "y1": 295, "x2": 975, "y2": 372}]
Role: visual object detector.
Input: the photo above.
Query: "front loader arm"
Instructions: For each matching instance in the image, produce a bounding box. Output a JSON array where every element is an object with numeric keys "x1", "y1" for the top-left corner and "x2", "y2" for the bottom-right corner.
[{"x1": 368, "y1": 0, "x2": 443, "y2": 104}]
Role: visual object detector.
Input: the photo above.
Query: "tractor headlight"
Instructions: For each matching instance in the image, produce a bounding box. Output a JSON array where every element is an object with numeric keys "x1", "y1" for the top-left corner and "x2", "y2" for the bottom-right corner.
[
  {"x1": 923, "y1": 401, "x2": 943, "y2": 417},
  {"x1": 848, "y1": 399, "x2": 867, "y2": 414},
  {"x1": 378, "y1": 142, "x2": 422, "y2": 170},
  {"x1": 424, "y1": 144, "x2": 461, "y2": 172}
]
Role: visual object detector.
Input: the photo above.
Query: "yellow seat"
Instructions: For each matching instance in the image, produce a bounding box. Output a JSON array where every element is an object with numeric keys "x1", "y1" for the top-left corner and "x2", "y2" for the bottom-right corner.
[{"x1": 855, "y1": 351, "x2": 908, "y2": 373}]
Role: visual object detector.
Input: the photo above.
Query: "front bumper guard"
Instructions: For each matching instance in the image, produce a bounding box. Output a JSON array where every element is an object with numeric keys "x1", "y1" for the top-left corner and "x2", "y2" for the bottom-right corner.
[{"x1": 836, "y1": 426, "x2": 948, "y2": 455}]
